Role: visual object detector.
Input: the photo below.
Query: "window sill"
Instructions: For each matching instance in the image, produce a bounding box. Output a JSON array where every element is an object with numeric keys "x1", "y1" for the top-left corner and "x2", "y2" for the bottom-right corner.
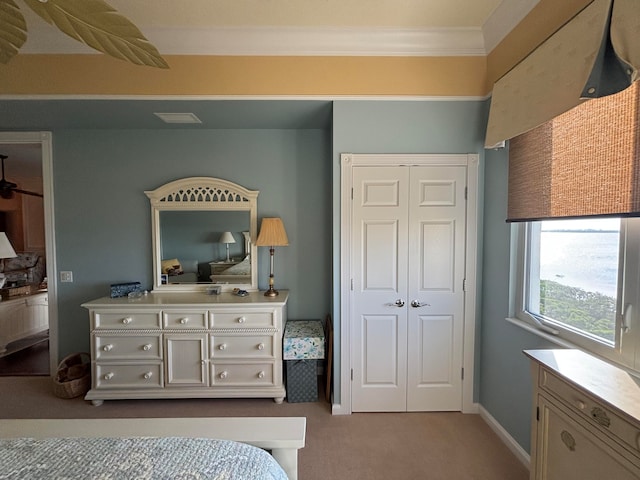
[{"x1": 505, "y1": 316, "x2": 640, "y2": 380}]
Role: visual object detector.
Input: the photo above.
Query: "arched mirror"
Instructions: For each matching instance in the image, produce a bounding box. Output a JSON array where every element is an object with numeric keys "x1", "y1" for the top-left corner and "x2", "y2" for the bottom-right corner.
[{"x1": 145, "y1": 177, "x2": 258, "y2": 292}]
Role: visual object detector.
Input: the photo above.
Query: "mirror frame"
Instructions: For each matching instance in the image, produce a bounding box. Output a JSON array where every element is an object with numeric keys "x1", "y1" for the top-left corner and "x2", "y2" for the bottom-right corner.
[{"x1": 145, "y1": 177, "x2": 259, "y2": 293}]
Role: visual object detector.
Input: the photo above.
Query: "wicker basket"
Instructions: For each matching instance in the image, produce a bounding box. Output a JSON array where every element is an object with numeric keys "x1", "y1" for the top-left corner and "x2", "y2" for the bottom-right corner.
[{"x1": 53, "y1": 352, "x2": 91, "y2": 399}]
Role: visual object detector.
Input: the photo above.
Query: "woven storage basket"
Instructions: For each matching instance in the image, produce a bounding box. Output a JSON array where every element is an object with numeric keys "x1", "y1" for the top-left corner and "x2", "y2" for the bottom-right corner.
[{"x1": 53, "y1": 352, "x2": 91, "y2": 399}]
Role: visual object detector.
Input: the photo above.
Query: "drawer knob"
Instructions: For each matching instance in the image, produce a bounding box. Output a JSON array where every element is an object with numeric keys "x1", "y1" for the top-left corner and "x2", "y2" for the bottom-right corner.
[
  {"x1": 575, "y1": 400, "x2": 586, "y2": 410},
  {"x1": 561, "y1": 430, "x2": 576, "y2": 451},
  {"x1": 257, "y1": 343, "x2": 265, "y2": 350},
  {"x1": 591, "y1": 407, "x2": 611, "y2": 428},
  {"x1": 219, "y1": 343, "x2": 227, "y2": 350},
  {"x1": 102, "y1": 344, "x2": 113, "y2": 352},
  {"x1": 258, "y1": 371, "x2": 265, "y2": 379},
  {"x1": 238, "y1": 316, "x2": 246, "y2": 323},
  {"x1": 219, "y1": 371, "x2": 228, "y2": 379},
  {"x1": 142, "y1": 344, "x2": 152, "y2": 351},
  {"x1": 143, "y1": 372, "x2": 153, "y2": 379},
  {"x1": 122, "y1": 317, "x2": 132, "y2": 324},
  {"x1": 103, "y1": 372, "x2": 114, "y2": 380},
  {"x1": 180, "y1": 317, "x2": 189, "y2": 324}
]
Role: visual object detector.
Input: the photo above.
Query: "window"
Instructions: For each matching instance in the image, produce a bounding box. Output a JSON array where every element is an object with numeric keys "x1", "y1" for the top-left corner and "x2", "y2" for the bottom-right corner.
[{"x1": 514, "y1": 217, "x2": 640, "y2": 371}]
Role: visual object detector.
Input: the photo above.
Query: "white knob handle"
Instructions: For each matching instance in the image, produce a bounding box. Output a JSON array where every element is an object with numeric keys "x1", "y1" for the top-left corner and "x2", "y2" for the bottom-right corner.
[
  {"x1": 142, "y1": 344, "x2": 152, "y2": 351},
  {"x1": 219, "y1": 371, "x2": 228, "y2": 379},
  {"x1": 143, "y1": 372, "x2": 153, "y2": 379},
  {"x1": 257, "y1": 343, "x2": 265, "y2": 350},
  {"x1": 180, "y1": 317, "x2": 189, "y2": 324},
  {"x1": 122, "y1": 317, "x2": 132, "y2": 324},
  {"x1": 200, "y1": 360, "x2": 206, "y2": 365},
  {"x1": 102, "y1": 344, "x2": 113, "y2": 351},
  {"x1": 219, "y1": 343, "x2": 227, "y2": 350},
  {"x1": 103, "y1": 372, "x2": 114, "y2": 380},
  {"x1": 238, "y1": 316, "x2": 246, "y2": 323},
  {"x1": 258, "y1": 371, "x2": 265, "y2": 379},
  {"x1": 575, "y1": 400, "x2": 586, "y2": 410}
]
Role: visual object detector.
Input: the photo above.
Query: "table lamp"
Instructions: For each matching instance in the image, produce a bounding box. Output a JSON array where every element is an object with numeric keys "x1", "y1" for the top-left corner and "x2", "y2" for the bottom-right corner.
[
  {"x1": 255, "y1": 218, "x2": 289, "y2": 297},
  {"x1": 219, "y1": 231, "x2": 236, "y2": 262},
  {"x1": 0, "y1": 232, "x2": 17, "y2": 290}
]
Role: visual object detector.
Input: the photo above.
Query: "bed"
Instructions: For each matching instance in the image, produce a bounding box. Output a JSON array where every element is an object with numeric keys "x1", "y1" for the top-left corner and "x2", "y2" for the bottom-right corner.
[{"x1": 0, "y1": 416, "x2": 306, "y2": 480}]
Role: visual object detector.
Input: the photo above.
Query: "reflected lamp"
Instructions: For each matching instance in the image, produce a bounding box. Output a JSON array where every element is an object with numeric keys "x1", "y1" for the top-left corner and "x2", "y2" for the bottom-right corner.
[{"x1": 219, "y1": 231, "x2": 236, "y2": 263}]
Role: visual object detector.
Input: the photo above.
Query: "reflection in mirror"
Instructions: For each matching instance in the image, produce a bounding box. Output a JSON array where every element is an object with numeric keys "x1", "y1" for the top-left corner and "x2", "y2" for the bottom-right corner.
[
  {"x1": 145, "y1": 177, "x2": 258, "y2": 293},
  {"x1": 159, "y1": 211, "x2": 251, "y2": 285}
]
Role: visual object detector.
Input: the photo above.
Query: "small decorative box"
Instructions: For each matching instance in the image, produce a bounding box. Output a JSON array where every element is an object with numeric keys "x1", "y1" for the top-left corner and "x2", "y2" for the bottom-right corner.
[
  {"x1": 110, "y1": 282, "x2": 141, "y2": 298},
  {"x1": 283, "y1": 320, "x2": 325, "y2": 360}
]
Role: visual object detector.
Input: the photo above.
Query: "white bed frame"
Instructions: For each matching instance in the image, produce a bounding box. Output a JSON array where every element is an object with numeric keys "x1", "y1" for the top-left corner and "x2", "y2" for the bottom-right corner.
[{"x1": 0, "y1": 416, "x2": 306, "y2": 480}]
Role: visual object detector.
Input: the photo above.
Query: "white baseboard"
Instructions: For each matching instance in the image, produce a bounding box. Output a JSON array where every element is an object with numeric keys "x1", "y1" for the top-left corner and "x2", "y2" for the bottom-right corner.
[
  {"x1": 478, "y1": 405, "x2": 530, "y2": 470},
  {"x1": 331, "y1": 402, "x2": 351, "y2": 415}
]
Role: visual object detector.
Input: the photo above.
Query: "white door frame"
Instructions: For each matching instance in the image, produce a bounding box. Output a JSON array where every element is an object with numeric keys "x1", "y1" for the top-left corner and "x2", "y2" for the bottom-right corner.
[
  {"x1": 0, "y1": 132, "x2": 57, "y2": 374},
  {"x1": 336, "y1": 153, "x2": 479, "y2": 415}
]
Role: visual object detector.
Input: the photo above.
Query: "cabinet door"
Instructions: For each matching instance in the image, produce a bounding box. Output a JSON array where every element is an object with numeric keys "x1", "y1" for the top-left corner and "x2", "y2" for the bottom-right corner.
[
  {"x1": 165, "y1": 334, "x2": 208, "y2": 387},
  {"x1": 536, "y1": 396, "x2": 640, "y2": 480}
]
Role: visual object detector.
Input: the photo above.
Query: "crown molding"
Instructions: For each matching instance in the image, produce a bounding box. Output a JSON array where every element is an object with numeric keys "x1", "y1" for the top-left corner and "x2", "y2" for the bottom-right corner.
[
  {"x1": 21, "y1": 26, "x2": 487, "y2": 57},
  {"x1": 18, "y1": 1, "x2": 540, "y2": 58}
]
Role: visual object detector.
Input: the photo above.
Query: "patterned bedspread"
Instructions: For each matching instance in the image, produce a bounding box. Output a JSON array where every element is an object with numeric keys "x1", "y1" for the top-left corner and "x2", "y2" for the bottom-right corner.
[{"x1": 0, "y1": 436, "x2": 289, "y2": 479}]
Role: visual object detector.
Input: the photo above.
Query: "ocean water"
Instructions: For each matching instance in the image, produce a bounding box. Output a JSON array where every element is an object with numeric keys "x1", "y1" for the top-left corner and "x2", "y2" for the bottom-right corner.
[{"x1": 540, "y1": 230, "x2": 619, "y2": 298}]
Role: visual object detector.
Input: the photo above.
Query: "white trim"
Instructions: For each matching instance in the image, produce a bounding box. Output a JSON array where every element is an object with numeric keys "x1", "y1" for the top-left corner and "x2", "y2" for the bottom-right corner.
[
  {"x1": 22, "y1": 26, "x2": 487, "y2": 57},
  {"x1": 0, "y1": 132, "x2": 57, "y2": 375},
  {"x1": 479, "y1": 404, "x2": 531, "y2": 470},
  {"x1": 339, "y1": 153, "x2": 479, "y2": 415}
]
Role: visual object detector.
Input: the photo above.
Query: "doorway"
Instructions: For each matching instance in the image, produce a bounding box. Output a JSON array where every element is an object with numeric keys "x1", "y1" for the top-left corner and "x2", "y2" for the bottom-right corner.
[
  {"x1": 339, "y1": 153, "x2": 479, "y2": 415},
  {"x1": 0, "y1": 132, "x2": 57, "y2": 376}
]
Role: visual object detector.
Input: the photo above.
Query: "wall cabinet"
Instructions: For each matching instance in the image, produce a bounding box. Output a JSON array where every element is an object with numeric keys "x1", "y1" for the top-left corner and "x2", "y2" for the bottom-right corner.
[
  {"x1": 526, "y1": 349, "x2": 640, "y2": 480},
  {"x1": 83, "y1": 291, "x2": 287, "y2": 406}
]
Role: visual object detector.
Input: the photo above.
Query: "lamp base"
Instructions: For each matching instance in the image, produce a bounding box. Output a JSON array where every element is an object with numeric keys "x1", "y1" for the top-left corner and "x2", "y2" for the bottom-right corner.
[{"x1": 263, "y1": 287, "x2": 279, "y2": 297}]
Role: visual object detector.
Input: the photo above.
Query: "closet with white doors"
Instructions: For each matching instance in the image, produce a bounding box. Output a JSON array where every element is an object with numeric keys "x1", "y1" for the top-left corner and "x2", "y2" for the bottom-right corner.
[{"x1": 340, "y1": 154, "x2": 478, "y2": 413}]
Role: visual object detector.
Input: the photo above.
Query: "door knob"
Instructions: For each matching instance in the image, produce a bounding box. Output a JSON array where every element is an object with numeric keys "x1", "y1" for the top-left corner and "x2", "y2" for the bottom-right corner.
[
  {"x1": 410, "y1": 300, "x2": 430, "y2": 308},
  {"x1": 384, "y1": 299, "x2": 405, "y2": 307}
]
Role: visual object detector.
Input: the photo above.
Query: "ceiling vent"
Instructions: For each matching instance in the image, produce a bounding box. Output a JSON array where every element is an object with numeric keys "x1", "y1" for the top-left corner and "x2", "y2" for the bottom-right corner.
[{"x1": 154, "y1": 112, "x2": 202, "y2": 124}]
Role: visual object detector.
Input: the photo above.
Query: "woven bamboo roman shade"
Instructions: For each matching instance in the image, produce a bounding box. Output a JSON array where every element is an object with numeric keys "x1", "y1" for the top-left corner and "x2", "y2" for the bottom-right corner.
[
  {"x1": 507, "y1": 81, "x2": 640, "y2": 222},
  {"x1": 485, "y1": 0, "x2": 640, "y2": 149}
]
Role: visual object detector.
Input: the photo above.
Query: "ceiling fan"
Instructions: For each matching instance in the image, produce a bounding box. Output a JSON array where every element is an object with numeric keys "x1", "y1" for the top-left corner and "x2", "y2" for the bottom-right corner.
[{"x1": 0, "y1": 154, "x2": 43, "y2": 199}]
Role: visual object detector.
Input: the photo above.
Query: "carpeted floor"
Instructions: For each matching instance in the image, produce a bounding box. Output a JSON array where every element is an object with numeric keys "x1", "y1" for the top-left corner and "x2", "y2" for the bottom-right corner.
[{"x1": 0, "y1": 375, "x2": 529, "y2": 480}]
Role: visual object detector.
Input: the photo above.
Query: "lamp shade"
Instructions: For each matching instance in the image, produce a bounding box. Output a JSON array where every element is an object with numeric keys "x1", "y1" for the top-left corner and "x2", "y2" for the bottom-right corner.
[
  {"x1": 255, "y1": 218, "x2": 289, "y2": 247},
  {"x1": 0, "y1": 233, "x2": 17, "y2": 259},
  {"x1": 219, "y1": 231, "x2": 236, "y2": 244}
]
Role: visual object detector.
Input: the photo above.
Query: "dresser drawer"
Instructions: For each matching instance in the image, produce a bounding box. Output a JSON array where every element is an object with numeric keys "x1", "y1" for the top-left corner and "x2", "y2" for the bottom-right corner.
[
  {"x1": 211, "y1": 311, "x2": 275, "y2": 328},
  {"x1": 163, "y1": 310, "x2": 208, "y2": 329},
  {"x1": 94, "y1": 363, "x2": 163, "y2": 389},
  {"x1": 210, "y1": 362, "x2": 275, "y2": 386},
  {"x1": 541, "y1": 368, "x2": 640, "y2": 455},
  {"x1": 210, "y1": 335, "x2": 274, "y2": 358},
  {"x1": 93, "y1": 311, "x2": 161, "y2": 329},
  {"x1": 94, "y1": 334, "x2": 162, "y2": 360}
]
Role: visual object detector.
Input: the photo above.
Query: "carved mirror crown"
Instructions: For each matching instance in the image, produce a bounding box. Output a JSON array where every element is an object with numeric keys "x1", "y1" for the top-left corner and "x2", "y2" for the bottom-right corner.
[{"x1": 145, "y1": 177, "x2": 258, "y2": 293}]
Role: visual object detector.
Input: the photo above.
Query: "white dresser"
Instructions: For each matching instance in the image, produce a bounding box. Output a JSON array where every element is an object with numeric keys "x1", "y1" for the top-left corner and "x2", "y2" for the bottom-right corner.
[
  {"x1": 82, "y1": 291, "x2": 287, "y2": 406},
  {"x1": 525, "y1": 349, "x2": 640, "y2": 480}
]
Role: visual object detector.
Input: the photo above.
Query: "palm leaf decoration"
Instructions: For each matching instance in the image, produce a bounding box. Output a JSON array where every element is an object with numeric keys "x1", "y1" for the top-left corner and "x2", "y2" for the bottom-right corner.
[
  {"x1": 2, "y1": 0, "x2": 168, "y2": 68},
  {"x1": 0, "y1": 0, "x2": 27, "y2": 64}
]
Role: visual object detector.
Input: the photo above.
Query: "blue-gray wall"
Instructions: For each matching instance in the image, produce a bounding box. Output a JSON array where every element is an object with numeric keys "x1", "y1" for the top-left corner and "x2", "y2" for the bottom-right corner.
[
  {"x1": 52, "y1": 128, "x2": 331, "y2": 356},
  {"x1": 480, "y1": 147, "x2": 556, "y2": 452},
  {"x1": 40, "y1": 98, "x2": 557, "y2": 457}
]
